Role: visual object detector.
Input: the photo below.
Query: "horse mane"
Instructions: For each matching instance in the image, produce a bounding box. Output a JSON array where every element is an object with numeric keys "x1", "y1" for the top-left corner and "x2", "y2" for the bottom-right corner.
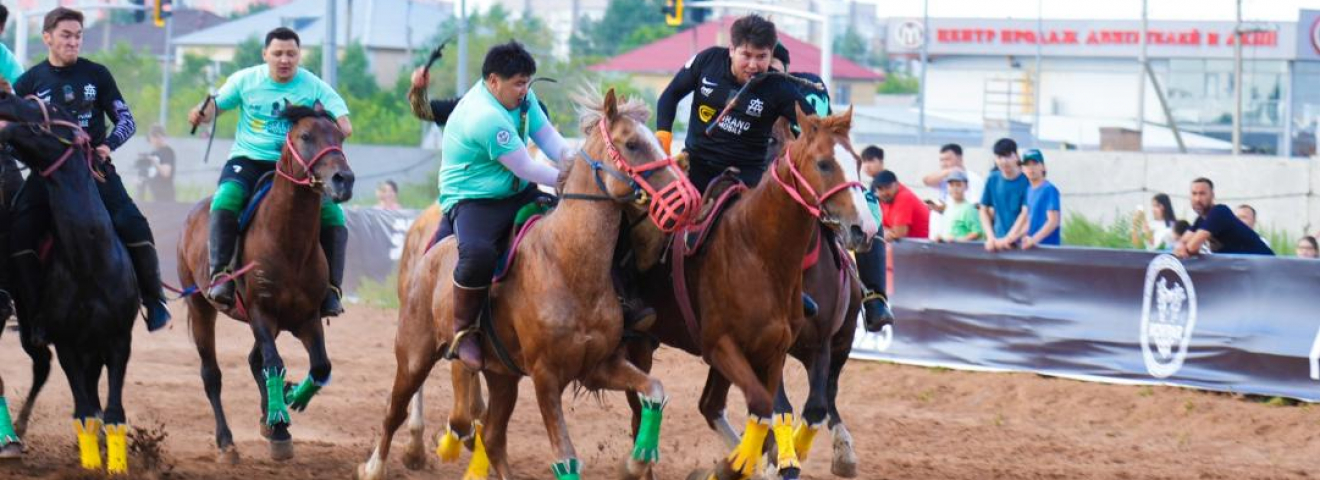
[
  {"x1": 281, "y1": 105, "x2": 337, "y2": 124},
  {"x1": 572, "y1": 86, "x2": 651, "y2": 136}
]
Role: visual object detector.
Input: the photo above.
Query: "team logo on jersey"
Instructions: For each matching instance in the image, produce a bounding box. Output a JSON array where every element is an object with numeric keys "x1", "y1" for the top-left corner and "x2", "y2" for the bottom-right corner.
[
  {"x1": 700, "y1": 77, "x2": 717, "y2": 87},
  {"x1": 496, "y1": 129, "x2": 512, "y2": 146},
  {"x1": 747, "y1": 98, "x2": 764, "y2": 117},
  {"x1": 700, "y1": 86, "x2": 713, "y2": 97},
  {"x1": 1139, "y1": 254, "x2": 1198, "y2": 379},
  {"x1": 83, "y1": 84, "x2": 97, "y2": 102},
  {"x1": 698, "y1": 105, "x2": 716, "y2": 123}
]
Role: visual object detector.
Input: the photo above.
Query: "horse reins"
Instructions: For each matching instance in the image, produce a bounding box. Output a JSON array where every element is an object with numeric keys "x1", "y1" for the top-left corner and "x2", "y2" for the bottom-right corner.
[
  {"x1": 276, "y1": 136, "x2": 343, "y2": 189},
  {"x1": 769, "y1": 146, "x2": 864, "y2": 224},
  {"x1": 14, "y1": 95, "x2": 102, "y2": 181}
]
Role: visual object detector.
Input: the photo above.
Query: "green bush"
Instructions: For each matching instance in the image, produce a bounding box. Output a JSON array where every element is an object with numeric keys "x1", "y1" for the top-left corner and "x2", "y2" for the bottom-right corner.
[{"x1": 1062, "y1": 212, "x2": 1134, "y2": 249}]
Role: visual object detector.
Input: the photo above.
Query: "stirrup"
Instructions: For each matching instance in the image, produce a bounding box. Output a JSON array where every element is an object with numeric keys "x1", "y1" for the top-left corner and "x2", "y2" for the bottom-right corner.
[
  {"x1": 862, "y1": 291, "x2": 887, "y2": 303},
  {"x1": 445, "y1": 326, "x2": 481, "y2": 360}
]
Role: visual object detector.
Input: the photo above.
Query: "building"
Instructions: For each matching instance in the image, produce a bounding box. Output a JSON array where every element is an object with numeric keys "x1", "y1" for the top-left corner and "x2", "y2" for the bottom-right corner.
[
  {"x1": 171, "y1": 0, "x2": 452, "y2": 87},
  {"x1": 589, "y1": 18, "x2": 884, "y2": 106},
  {"x1": 24, "y1": 9, "x2": 227, "y2": 59},
  {"x1": 885, "y1": 12, "x2": 1320, "y2": 155}
]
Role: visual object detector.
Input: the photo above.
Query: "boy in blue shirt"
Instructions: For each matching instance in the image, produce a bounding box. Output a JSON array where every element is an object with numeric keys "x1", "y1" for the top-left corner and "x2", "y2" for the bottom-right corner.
[
  {"x1": 1012, "y1": 149, "x2": 1061, "y2": 249},
  {"x1": 980, "y1": 138, "x2": 1031, "y2": 251}
]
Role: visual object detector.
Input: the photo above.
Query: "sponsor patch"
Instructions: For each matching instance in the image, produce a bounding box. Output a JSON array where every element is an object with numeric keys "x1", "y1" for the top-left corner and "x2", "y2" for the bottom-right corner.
[
  {"x1": 496, "y1": 129, "x2": 512, "y2": 146},
  {"x1": 698, "y1": 105, "x2": 716, "y2": 123}
]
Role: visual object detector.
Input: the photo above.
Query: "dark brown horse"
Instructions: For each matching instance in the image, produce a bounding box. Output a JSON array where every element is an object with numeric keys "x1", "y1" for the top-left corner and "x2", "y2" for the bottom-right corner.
[
  {"x1": 177, "y1": 104, "x2": 354, "y2": 463},
  {"x1": 626, "y1": 106, "x2": 876, "y2": 480},
  {"x1": 356, "y1": 89, "x2": 699, "y2": 480}
]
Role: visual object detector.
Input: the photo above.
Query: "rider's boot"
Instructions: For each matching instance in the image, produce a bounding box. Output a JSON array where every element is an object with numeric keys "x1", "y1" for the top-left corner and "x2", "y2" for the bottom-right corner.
[
  {"x1": 127, "y1": 243, "x2": 172, "y2": 332},
  {"x1": 611, "y1": 260, "x2": 655, "y2": 331},
  {"x1": 12, "y1": 252, "x2": 45, "y2": 346},
  {"x1": 802, "y1": 293, "x2": 819, "y2": 317},
  {"x1": 447, "y1": 283, "x2": 487, "y2": 371},
  {"x1": 0, "y1": 235, "x2": 12, "y2": 322},
  {"x1": 206, "y1": 210, "x2": 239, "y2": 307},
  {"x1": 862, "y1": 290, "x2": 895, "y2": 330},
  {"x1": 319, "y1": 225, "x2": 348, "y2": 317}
]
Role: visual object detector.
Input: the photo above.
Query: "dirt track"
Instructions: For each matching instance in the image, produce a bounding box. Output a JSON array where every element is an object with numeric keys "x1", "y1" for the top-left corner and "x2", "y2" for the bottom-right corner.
[{"x1": 1, "y1": 304, "x2": 1318, "y2": 479}]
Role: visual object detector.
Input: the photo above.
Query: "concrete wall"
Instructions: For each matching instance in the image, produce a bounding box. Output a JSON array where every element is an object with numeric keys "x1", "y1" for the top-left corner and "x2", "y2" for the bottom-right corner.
[{"x1": 876, "y1": 145, "x2": 1320, "y2": 236}]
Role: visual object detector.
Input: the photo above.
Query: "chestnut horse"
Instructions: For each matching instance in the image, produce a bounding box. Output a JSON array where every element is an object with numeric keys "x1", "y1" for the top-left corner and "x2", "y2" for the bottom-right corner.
[
  {"x1": 177, "y1": 104, "x2": 354, "y2": 463},
  {"x1": 626, "y1": 106, "x2": 877, "y2": 480},
  {"x1": 356, "y1": 89, "x2": 699, "y2": 480}
]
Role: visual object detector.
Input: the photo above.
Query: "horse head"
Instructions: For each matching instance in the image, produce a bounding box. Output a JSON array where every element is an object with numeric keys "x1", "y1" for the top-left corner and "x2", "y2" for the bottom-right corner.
[
  {"x1": 776, "y1": 104, "x2": 878, "y2": 251},
  {"x1": 0, "y1": 92, "x2": 87, "y2": 176},
  {"x1": 575, "y1": 88, "x2": 699, "y2": 233},
  {"x1": 279, "y1": 101, "x2": 354, "y2": 203}
]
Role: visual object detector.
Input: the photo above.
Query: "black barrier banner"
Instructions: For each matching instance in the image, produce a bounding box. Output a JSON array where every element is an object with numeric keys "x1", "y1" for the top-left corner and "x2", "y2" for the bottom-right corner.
[
  {"x1": 141, "y1": 202, "x2": 418, "y2": 295},
  {"x1": 850, "y1": 242, "x2": 1320, "y2": 401}
]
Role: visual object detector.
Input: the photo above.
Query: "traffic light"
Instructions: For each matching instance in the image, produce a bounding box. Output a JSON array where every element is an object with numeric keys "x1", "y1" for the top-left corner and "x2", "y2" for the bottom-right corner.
[
  {"x1": 131, "y1": 0, "x2": 145, "y2": 23},
  {"x1": 153, "y1": 0, "x2": 173, "y2": 27},
  {"x1": 662, "y1": 0, "x2": 682, "y2": 27}
]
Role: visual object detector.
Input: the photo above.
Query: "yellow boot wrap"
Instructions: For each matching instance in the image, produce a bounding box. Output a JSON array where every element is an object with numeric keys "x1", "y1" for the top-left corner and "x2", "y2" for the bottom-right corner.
[
  {"x1": 105, "y1": 423, "x2": 129, "y2": 475},
  {"x1": 772, "y1": 413, "x2": 800, "y2": 470},
  {"x1": 792, "y1": 420, "x2": 823, "y2": 463},
  {"x1": 463, "y1": 423, "x2": 490, "y2": 480},
  {"x1": 726, "y1": 415, "x2": 770, "y2": 478},
  {"x1": 74, "y1": 418, "x2": 103, "y2": 470},
  {"x1": 436, "y1": 425, "x2": 464, "y2": 463}
]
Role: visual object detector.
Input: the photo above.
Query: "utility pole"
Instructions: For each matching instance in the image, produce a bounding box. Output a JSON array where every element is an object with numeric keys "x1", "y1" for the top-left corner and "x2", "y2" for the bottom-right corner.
[
  {"x1": 158, "y1": 14, "x2": 173, "y2": 126},
  {"x1": 456, "y1": 0, "x2": 468, "y2": 96},
  {"x1": 1137, "y1": 0, "x2": 1147, "y2": 138},
  {"x1": 324, "y1": 0, "x2": 338, "y2": 87},
  {"x1": 1232, "y1": 0, "x2": 1243, "y2": 155},
  {"x1": 1033, "y1": 0, "x2": 1042, "y2": 146},
  {"x1": 918, "y1": 0, "x2": 927, "y2": 145}
]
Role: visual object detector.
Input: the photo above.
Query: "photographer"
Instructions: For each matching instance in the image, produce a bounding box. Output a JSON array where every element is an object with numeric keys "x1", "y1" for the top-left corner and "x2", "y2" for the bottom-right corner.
[{"x1": 137, "y1": 125, "x2": 175, "y2": 202}]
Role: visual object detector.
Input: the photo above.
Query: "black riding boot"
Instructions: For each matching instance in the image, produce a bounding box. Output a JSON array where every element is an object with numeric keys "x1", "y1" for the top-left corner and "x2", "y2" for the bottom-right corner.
[
  {"x1": 127, "y1": 244, "x2": 172, "y2": 332},
  {"x1": 447, "y1": 283, "x2": 487, "y2": 371},
  {"x1": 12, "y1": 252, "x2": 44, "y2": 345},
  {"x1": 206, "y1": 211, "x2": 239, "y2": 307},
  {"x1": 0, "y1": 235, "x2": 12, "y2": 322},
  {"x1": 319, "y1": 225, "x2": 347, "y2": 317},
  {"x1": 611, "y1": 261, "x2": 655, "y2": 331},
  {"x1": 862, "y1": 290, "x2": 895, "y2": 331}
]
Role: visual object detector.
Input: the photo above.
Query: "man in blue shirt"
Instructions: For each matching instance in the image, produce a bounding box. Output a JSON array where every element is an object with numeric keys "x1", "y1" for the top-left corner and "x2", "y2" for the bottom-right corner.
[
  {"x1": 979, "y1": 138, "x2": 1030, "y2": 251},
  {"x1": 1013, "y1": 149, "x2": 1061, "y2": 249},
  {"x1": 1176, "y1": 177, "x2": 1274, "y2": 257}
]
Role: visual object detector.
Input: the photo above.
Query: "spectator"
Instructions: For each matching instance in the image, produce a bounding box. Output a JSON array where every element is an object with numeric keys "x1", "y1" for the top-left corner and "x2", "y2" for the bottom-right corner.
[
  {"x1": 935, "y1": 169, "x2": 982, "y2": 242},
  {"x1": 921, "y1": 143, "x2": 983, "y2": 214},
  {"x1": 375, "y1": 179, "x2": 401, "y2": 210},
  {"x1": 1297, "y1": 236, "x2": 1319, "y2": 259},
  {"x1": 1175, "y1": 178, "x2": 1274, "y2": 258},
  {"x1": 138, "y1": 125, "x2": 175, "y2": 202},
  {"x1": 979, "y1": 138, "x2": 1030, "y2": 251},
  {"x1": 1131, "y1": 193, "x2": 1179, "y2": 251},
  {"x1": 1010, "y1": 149, "x2": 1061, "y2": 249},
  {"x1": 860, "y1": 145, "x2": 884, "y2": 185},
  {"x1": 1234, "y1": 203, "x2": 1271, "y2": 247},
  {"x1": 872, "y1": 170, "x2": 930, "y2": 241}
]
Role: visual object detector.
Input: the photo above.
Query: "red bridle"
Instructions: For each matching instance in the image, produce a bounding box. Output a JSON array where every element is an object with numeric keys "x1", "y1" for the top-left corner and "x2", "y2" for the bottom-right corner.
[
  {"x1": 276, "y1": 136, "x2": 344, "y2": 188},
  {"x1": 595, "y1": 118, "x2": 699, "y2": 232},
  {"x1": 769, "y1": 146, "x2": 864, "y2": 220}
]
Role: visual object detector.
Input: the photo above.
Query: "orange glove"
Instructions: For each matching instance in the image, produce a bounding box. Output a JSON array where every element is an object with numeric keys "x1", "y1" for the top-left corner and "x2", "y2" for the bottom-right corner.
[{"x1": 656, "y1": 130, "x2": 673, "y2": 156}]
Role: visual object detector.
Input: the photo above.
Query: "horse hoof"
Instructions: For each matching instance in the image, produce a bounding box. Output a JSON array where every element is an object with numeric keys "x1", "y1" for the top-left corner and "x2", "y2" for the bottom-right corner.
[
  {"x1": 618, "y1": 456, "x2": 649, "y2": 480},
  {"x1": 216, "y1": 445, "x2": 240, "y2": 464},
  {"x1": 269, "y1": 439, "x2": 294, "y2": 461},
  {"x1": 0, "y1": 442, "x2": 22, "y2": 460},
  {"x1": 831, "y1": 454, "x2": 858, "y2": 478},
  {"x1": 356, "y1": 462, "x2": 383, "y2": 480},
  {"x1": 686, "y1": 469, "x2": 713, "y2": 480},
  {"x1": 402, "y1": 447, "x2": 427, "y2": 471},
  {"x1": 777, "y1": 466, "x2": 801, "y2": 480}
]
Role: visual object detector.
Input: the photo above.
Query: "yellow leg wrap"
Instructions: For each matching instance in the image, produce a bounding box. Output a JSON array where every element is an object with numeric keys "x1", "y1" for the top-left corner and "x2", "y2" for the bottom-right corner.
[
  {"x1": 105, "y1": 424, "x2": 129, "y2": 475},
  {"x1": 436, "y1": 426, "x2": 463, "y2": 463},
  {"x1": 726, "y1": 415, "x2": 770, "y2": 478},
  {"x1": 772, "y1": 413, "x2": 800, "y2": 471},
  {"x1": 74, "y1": 418, "x2": 103, "y2": 470},
  {"x1": 462, "y1": 423, "x2": 490, "y2": 480},
  {"x1": 792, "y1": 421, "x2": 822, "y2": 463}
]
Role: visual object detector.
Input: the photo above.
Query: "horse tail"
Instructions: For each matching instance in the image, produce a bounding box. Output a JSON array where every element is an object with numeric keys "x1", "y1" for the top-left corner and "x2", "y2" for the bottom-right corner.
[
  {"x1": 15, "y1": 336, "x2": 51, "y2": 435},
  {"x1": 398, "y1": 204, "x2": 443, "y2": 296}
]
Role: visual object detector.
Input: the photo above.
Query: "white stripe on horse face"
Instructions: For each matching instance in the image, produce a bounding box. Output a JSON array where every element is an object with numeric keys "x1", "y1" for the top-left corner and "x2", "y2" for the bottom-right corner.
[
  {"x1": 836, "y1": 142, "x2": 879, "y2": 238},
  {"x1": 637, "y1": 123, "x2": 666, "y2": 159}
]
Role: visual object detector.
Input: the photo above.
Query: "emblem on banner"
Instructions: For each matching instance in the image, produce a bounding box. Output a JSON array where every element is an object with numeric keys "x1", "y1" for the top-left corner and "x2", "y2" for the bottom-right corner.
[{"x1": 1139, "y1": 254, "x2": 1198, "y2": 379}]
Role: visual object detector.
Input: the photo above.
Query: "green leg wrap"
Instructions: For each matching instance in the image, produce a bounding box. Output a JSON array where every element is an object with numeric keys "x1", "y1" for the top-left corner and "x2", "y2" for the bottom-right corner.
[
  {"x1": 210, "y1": 181, "x2": 250, "y2": 214},
  {"x1": 631, "y1": 395, "x2": 668, "y2": 463},
  {"x1": 0, "y1": 397, "x2": 19, "y2": 446},
  {"x1": 264, "y1": 368, "x2": 291, "y2": 426},
  {"x1": 285, "y1": 376, "x2": 324, "y2": 412},
  {"x1": 550, "y1": 458, "x2": 582, "y2": 480},
  {"x1": 320, "y1": 197, "x2": 346, "y2": 227}
]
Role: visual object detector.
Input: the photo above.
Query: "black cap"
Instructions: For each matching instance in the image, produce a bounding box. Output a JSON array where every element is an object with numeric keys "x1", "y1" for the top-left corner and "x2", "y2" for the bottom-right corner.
[
  {"x1": 773, "y1": 43, "x2": 790, "y2": 68},
  {"x1": 871, "y1": 170, "x2": 898, "y2": 190}
]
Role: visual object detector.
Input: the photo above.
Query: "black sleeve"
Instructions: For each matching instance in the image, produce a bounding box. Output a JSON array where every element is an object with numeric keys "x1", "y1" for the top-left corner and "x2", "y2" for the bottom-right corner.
[
  {"x1": 97, "y1": 65, "x2": 135, "y2": 151},
  {"x1": 772, "y1": 77, "x2": 814, "y2": 126},
  {"x1": 12, "y1": 69, "x2": 32, "y2": 97},
  {"x1": 429, "y1": 96, "x2": 461, "y2": 126},
  {"x1": 657, "y1": 49, "x2": 712, "y2": 132},
  {"x1": 158, "y1": 147, "x2": 176, "y2": 168}
]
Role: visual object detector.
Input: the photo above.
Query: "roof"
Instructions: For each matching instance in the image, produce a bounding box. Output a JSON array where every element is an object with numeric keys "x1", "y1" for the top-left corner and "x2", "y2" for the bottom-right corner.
[
  {"x1": 589, "y1": 19, "x2": 884, "y2": 82},
  {"x1": 30, "y1": 9, "x2": 228, "y2": 57},
  {"x1": 173, "y1": 0, "x2": 451, "y2": 51}
]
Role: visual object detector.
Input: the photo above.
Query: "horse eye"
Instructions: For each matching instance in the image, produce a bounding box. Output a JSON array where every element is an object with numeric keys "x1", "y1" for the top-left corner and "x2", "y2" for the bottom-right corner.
[
  {"x1": 816, "y1": 160, "x2": 835, "y2": 172},
  {"x1": 300, "y1": 132, "x2": 311, "y2": 141},
  {"x1": 625, "y1": 140, "x2": 639, "y2": 151}
]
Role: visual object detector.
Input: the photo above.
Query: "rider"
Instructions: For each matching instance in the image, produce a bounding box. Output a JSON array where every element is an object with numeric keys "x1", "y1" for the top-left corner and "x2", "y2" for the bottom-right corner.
[
  {"x1": 413, "y1": 41, "x2": 571, "y2": 371},
  {"x1": 771, "y1": 43, "x2": 896, "y2": 327},
  {"x1": 10, "y1": 7, "x2": 170, "y2": 339},
  {"x1": 0, "y1": 2, "x2": 24, "y2": 321},
  {"x1": 187, "y1": 27, "x2": 353, "y2": 317}
]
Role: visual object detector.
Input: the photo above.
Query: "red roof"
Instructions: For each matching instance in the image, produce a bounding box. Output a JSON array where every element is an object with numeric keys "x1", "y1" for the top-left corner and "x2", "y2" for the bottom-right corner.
[{"x1": 589, "y1": 19, "x2": 884, "y2": 81}]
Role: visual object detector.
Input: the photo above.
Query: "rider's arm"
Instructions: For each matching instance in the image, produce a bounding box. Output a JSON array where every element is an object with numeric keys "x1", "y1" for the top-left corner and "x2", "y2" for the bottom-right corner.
[
  {"x1": 96, "y1": 65, "x2": 136, "y2": 151},
  {"x1": 655, "y1": 52, "x2": 705, "y2": 154},
  {"x1": 772, "y1": 78, "x2": 817, "y2": 126},
  {"x1": 336, "y1": 116, "x2": 353, "y2": 138},
  {"x1": 530, "y1": 124, "x2": 570, "y2": 164},
  {"x1": 313, "y1": 74, "x2": 353, "y2": 138},
  {"x1": 497, "y1": 148, "x2": 559, "y2": 186}
]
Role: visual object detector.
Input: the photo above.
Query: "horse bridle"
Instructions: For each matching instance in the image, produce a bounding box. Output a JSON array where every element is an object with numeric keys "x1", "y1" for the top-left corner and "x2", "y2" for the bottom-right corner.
[
  {"x1": 558, "y1": 117, "x2": 700, "y2": 233},
  {"x1": 4, "y1": 95, "x2": 102, "y2": 181},
  {"x1": 769, "y1": 144, "x2": 865, "y2": 227},
  {"x1": 276, "y1": 135, "x2": 344, "y2": 189}
]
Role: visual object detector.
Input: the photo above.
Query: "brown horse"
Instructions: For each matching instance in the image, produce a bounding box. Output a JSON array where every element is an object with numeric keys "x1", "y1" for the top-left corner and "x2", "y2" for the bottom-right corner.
[
  {"x1": 625, "y1": 106, "x2": 876, "y2": 480},
  {"x1": 356, "y1": 89, "x2": 699, "y2": 480},
  {"x1": 177, "y1": 104, "x2": 354, "y2": 463}
]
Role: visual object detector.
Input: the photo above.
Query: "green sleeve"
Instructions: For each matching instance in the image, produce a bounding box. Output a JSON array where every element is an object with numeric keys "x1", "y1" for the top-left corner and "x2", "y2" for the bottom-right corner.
[
  {"x1": 215, "y1": 68, "x2": 247, "y2": 111},
  {"x1": 0, "y1": 45, "x2": 23, "y2": 86},
  {"x1": 476, "y1": 110, "x2": 525, "y2": 160},
  {"x1": 314, "y1": 76, "x2": 351, "y2": 118}
]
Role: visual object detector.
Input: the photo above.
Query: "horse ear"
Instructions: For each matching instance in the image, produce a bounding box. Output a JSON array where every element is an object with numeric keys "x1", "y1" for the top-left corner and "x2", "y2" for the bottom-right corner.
[
  {"x1": 313, "y1": 100, "x2": 325, "y2": 113},
  {"x1": 795, "y1": 102, "x2": 815, "y2": 136},
  {"x1": 603, "y1": 88, "x2": 619, "y2": 120},
  {"x1": 836, "y1": 105, "x2": 854, "y2": 131}
]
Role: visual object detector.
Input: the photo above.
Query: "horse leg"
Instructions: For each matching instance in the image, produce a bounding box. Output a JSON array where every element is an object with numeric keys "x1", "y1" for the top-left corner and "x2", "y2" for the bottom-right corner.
[
  {"x1": 190, "y1": 297, "x2": 237, "y2": 463},
  {"x1": 824, "y1": 341, "x2": 858, "y2": 478},
  {"x1": 55, "y1": 347, "x2": 102, "y2": 471},
  {"x1": 698, "y1": 336, "x2": 779, "y2": 480},
  {"x1": 357, "y1": 325, "x2": 439, "y2": 480},
  {"x1": 789, "y1": 345, "x2": 831, "y2": 468},
  {"x1": 103, "y1": 334, "x2": 132, "y2": 475},
  {"x1": 697, "y1": 368, "x2": 739, "y2": 449},
  {"x1": 288, "y1": 321, "x2": 332, "y2": 414},
  {"x1": 247, "y1": 320, "x2": 293, "y2": 461},
  {"x1": 532, "y1": 372, "x2": 580, "y2": 480},
  {"x1": 15, "y1": 331, "x2": 51, "y2": 438},
  {"x1": 438, "y1": 361, "x2": 484, "y2": 465},
  {"x1": 581, "y1": 350, "x2": 666, "y2": 480},
  {"x1": 623, "y1": 339, "x2": 655, "y2": 438},
  {"x1": 481, "y1": 373, "x2": 520, "y2": 480},
  {"x1": 0, "y1": 372, "x2": 20, "y2": 459}
]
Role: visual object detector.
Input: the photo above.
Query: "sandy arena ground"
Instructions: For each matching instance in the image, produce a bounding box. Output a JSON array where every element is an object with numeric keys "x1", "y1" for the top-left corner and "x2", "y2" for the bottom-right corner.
[{"x1": 1, "y1": 304, "x2": 1318, "y2": 479}]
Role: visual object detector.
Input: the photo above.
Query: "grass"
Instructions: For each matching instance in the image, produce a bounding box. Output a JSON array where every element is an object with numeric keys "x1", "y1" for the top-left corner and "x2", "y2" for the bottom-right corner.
[
  {"x1": 354, "y1": 271, "x2": 400, "y2": 310},
  {"x1": 1063, "y1": 212, "x2": 1134, "y2": 249}
]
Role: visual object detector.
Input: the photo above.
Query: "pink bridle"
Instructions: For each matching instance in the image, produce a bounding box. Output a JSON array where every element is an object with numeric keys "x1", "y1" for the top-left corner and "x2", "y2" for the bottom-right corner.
[
  {"x1": 595, "y1": 118, "x2": 700, "y2": 232},
  {"x1": 769, "y1": 146, "x2": 864, "y2": 220},
  {"x1": 276, "y1": 136, "x2": 344, "y2": 188}
]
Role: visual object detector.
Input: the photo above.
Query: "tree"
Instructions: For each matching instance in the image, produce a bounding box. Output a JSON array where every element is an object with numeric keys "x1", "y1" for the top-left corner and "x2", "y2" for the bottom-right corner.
[
  {"x1": 338, "y1": 43, "x2": 378, "y2": 98},
  {"x1": 572, "y1": 0, "x2": 679, "y2": 58},
  {"x1": 833, "y1": 26, "x2": 868, "y2": 68},
  {"x1": 226, "y1": 36, "x2": 264, "y2": 75}
]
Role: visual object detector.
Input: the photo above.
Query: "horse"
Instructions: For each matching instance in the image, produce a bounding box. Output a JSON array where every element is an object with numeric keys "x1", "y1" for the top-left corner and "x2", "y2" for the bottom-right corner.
[
  {"x1": 0, "y1": 93, "x2": 139, "y2": 473},
  {"x1": 624, "y1": 105, "x2": 877, "y2": 480},
  {"x1": 177, "y1": 103, "x2": 355, "y2": 463},
  {"x1": 690, "y1": 118, "x2": 886, "y2": 478},
  {"x1": 356, "y1": 88, "x2": 700, "y2": 480}
]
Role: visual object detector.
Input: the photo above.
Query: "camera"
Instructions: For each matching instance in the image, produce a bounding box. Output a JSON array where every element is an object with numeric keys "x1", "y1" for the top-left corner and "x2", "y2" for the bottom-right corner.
[{"x1": 135, "y1": 152, "x2": 155, "y2": 178}]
